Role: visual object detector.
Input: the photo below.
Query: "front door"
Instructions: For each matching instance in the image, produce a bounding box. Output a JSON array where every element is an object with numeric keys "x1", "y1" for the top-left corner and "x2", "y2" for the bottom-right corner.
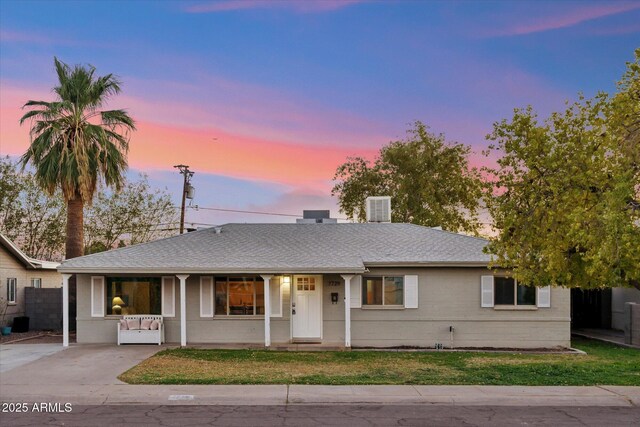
[{"x1": 292, "y1": 275, "x2": 322, "y2": 340}]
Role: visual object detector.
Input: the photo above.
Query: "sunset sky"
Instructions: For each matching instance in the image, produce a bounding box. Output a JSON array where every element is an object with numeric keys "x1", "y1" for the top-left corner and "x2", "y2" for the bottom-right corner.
[{"x1": 1, "y1": 0, "x2": 638, "y2": 227}]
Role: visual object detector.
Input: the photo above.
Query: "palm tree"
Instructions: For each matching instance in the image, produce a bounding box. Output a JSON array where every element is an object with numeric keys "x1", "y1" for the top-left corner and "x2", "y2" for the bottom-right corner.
[{"x1": 20, "y1": 57, "x2": 135, "y2": 260}]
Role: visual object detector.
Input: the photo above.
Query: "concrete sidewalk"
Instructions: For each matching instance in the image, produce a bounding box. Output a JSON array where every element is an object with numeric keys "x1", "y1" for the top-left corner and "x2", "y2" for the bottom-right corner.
[
  {"x1": 1, "y1": 384, "x2": 639, "y2": 407},
  {"x1": 0, "y1": 344, "x2": 638, "y2": 407}
]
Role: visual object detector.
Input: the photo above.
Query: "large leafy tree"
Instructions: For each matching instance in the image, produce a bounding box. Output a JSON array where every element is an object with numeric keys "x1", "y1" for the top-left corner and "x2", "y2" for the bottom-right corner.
[
  {"x1": 19, "y1": 57, "x2": 135, "y2": 260},
  {"x1": 0, "y1": 158, "x2": 177, "y2": 260},
  {"x1": 84, "y1": 174, "x2": 178, "y2": 253},
  {"x1": 332, "y1": 121, "x2": 484, "y2": 234},
  {"x1": 484, "y1": 50, "x2": 640, "y2": 290},
  {"x1": 0, "y1": 156, "x2": 67, "y2": 260}
]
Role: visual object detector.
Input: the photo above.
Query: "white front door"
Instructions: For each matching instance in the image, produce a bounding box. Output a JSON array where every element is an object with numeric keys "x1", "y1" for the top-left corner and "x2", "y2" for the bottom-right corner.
[{"x1": 292, "y1": 275, "x2": 322, "y2": 340}]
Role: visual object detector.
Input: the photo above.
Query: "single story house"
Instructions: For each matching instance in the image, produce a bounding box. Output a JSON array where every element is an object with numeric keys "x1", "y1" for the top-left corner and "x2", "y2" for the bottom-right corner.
[
  {"x1": 1, "y1": 234, "x2": 61, "y2": 326},
  {"x1": 57, "y1": 219, "x2": 571, "y2": 349}
]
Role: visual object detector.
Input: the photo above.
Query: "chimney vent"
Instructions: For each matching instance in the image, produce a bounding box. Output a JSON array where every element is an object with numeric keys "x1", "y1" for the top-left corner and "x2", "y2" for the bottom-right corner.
[{"x1": 297, "y1": 210, "x2": 337, "y2": 224}]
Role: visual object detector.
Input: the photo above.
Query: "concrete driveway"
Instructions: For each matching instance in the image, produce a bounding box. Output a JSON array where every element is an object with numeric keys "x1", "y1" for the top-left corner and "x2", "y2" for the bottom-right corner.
[
  {"x1": 0, "y1": 344, "x2": 162, "y2": 385},
  {"x1": 0, "y1": 343, "x2": 66, "y2": 373}
]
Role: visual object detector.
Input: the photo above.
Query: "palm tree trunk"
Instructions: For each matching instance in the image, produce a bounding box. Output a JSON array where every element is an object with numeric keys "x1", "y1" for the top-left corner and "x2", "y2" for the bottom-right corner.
[
  {"x1": 66, "y1": 195, "x2": 84, "y2": 333},
  {"x1": 65, "y1": 196, "x2": 84, "y2": 259}
]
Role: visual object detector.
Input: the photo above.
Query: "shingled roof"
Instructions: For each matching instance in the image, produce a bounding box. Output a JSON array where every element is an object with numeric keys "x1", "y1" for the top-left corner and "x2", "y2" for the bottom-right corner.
[{"x1": 58, "y1": 223, "x2": 491, "y2": 274}]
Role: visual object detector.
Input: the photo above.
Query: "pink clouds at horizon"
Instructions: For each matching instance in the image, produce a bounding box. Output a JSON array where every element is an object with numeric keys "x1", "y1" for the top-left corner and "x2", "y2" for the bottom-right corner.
[{"x1": 0, "y1": 83, "x2": 378, "y2": 192}]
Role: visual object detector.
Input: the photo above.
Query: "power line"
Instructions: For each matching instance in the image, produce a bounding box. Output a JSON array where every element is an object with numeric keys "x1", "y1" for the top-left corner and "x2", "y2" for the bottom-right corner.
[
  {"x1": 185, "y1": 205, "x2": 351, "y2": 221},
  {"x1": 189, "y1": 205, "x2": 300, "y2": 218}
]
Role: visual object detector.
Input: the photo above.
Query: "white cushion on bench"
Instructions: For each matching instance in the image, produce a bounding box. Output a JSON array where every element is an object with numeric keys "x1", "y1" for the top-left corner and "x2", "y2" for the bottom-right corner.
[{"x1": 117, "y1": 315, "x2": 163, "y2": 345}]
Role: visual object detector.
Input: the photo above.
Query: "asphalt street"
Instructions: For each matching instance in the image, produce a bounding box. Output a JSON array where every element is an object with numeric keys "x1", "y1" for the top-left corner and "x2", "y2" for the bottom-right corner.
[{"x1": 2, "y1": 404, "x2": 639, "y2": 426}]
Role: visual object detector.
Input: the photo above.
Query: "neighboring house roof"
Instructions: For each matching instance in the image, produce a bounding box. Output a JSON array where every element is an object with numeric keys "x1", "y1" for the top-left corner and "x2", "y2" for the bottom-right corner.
[
  {"x1": 0, "y1": 233, "x2": 60, "y2": 270},
  {"x1": 58, "y1": 223, "x2": 491, "y2": 274}
]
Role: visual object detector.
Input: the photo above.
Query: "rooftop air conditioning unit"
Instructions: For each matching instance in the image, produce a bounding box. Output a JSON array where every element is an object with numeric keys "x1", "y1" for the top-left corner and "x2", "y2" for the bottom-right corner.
[{"x1": 365, "y1": 196, "x2": 391, "y2": 223}]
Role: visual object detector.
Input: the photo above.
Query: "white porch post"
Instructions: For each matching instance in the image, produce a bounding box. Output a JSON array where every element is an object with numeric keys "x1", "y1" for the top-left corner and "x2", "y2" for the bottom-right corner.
[
  {"x1": 341, "y1": 275, "x2": 354, "y2": 348},
  {"x1": 177, "y1": 275, "x2": 190, "y2": 347},
  {"x1": 62, "y1": 274, "x2": 72, "y2": 347},
  {"x1": 261, "y1": 275, "x2": 273, "y2": 348}
]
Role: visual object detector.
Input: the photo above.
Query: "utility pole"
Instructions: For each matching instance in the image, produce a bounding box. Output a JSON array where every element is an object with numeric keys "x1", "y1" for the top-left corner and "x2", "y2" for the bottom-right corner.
[{"x1": 174, "y1": 164, "x2": 195, "y2": 234}]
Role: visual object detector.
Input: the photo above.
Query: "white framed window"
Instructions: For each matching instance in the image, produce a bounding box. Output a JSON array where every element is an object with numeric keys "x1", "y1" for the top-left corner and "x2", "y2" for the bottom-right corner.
[
  {"x1": 494, "y1": 276, "x2": 535, "y2": 306},
  {"x1": 107, "y1": 277, "x2": 161, "y2": 316},
  {"x1": 215, "y1": 277, "x2": 265, "y2": 316},
  {"x1": 7, "y1": 278, "x2": 17, "y2": 304},
  {"x1": 31, "y1": 278, "x2": 42, "y2": 288},
  {"x1": 362, "y1": 276, "x2": 404, "y2": 306}
]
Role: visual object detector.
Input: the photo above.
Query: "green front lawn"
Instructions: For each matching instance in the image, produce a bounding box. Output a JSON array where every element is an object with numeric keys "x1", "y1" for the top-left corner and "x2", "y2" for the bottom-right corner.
[{"x1": 118, "y1": 338, "x2": 640, "y2": 386}]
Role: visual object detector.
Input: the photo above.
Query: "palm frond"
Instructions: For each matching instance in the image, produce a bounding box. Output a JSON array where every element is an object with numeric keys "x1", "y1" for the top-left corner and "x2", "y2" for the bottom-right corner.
[{"x1": 19, "y1": 57, "x2": 134, "y2": 203}]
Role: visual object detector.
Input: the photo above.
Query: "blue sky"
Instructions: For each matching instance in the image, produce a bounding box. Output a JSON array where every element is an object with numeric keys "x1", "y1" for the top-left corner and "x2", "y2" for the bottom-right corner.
[{"x1": 1, "y1": 0, "x2": 638, "y2": 226}]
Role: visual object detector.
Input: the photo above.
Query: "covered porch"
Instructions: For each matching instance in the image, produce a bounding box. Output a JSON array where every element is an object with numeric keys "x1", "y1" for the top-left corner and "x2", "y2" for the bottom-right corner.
[{"x1": 62, "y1": 272, "x2": 361, "y2": 348}]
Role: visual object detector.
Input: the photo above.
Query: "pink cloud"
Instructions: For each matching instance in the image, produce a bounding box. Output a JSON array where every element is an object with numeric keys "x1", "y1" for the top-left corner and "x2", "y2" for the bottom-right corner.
[
  {"x1": 487, "y1": 2, "x2": 640, "y2": 37},
  {"x1": 112, "y1": 72, "x2": 391, "y2": 149},
  {"x1": 128, "y1": 120, "x2": 376, "y2": 189},
  {"x1": 0, "y1": 82, "x2": 377, "y2": 191},
  {"x1": 185, "y1": 0, "x2": 364, "y2": 14}
]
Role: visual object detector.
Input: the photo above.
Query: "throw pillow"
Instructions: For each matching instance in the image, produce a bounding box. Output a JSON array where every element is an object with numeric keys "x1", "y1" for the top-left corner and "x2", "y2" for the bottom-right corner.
[
  {"x1": 119, "y1": 319, "x2": 129, "y2": 330},
  {"x1": 150, "y1": 320, "x2": 160, "y2": 330},
  {"x1": 140, "y1": 319, "x2": 152, "y2": 330},
  {"x1": 126, "y1": 318, "x2": 141, "y2": 330}
]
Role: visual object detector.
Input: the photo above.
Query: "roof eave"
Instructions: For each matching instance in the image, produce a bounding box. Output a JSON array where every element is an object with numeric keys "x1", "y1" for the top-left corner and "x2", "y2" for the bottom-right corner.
[
  {"x1": 364, "y1": 261, "x2": 490, "y2": 268},
  {"x1": 57, "y1": 267, "x2": 367, "y2": 275}
]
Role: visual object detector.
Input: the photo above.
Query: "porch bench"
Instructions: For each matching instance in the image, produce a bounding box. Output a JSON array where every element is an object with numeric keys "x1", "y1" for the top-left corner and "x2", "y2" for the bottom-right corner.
[{"x1": 117, "y1": 315, "x2": 164, "y2": 345}]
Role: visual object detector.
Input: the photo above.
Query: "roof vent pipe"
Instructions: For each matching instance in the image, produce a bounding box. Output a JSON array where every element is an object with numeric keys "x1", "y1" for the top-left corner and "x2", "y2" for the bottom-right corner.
[{"x1": 214, "y1": 226, "x2": 222, "y2": 234}]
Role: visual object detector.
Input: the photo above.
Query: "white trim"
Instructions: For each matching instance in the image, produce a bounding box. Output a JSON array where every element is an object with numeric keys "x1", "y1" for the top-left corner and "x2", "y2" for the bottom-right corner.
[
  {"x1": 361, "y1": 275, "x2": 406, "y2": 307},
  {"x1": 62, "y1": 274, "x2": 71, "y2": 347},
  {"x1": 90, "y1": 276, "x2": 105, "y2": 317},
  {"x1": 261, "y1": 275, "x2": 273, "y2": 347},
  {"x1": 176, "y1": 275, "x2": 189, "y2": 347},
  {"x1": 537, "y1": 286, "x2": 551, "y2": 308},
  {"x1": 30, "y1": 278, "x2": 42, "y2": 288},
  {"x1": 291, "y1": 275, "x2": 323, "y2": 341},
  {"x1": 269, "y1": 276, "x2": 283, "y2": 318},
  {"x1": 481, "y1": 275, "x2": 494, "y2": 308},
  {"x1": 341, "y1": 275, "x2": 354, "y2": 348},
  {"x1": 404, "y1": 275, "x2": 419, "y2": 308},
  {"x1": 6, "y1": 278, "x2": 17, "y2": 304},
  {"x1": 161, "y1": 276, "x2": 176, "y2": 317},
  {"x1": 349, "y1": 275, "x2": 362, "y2": 308},
  {"x1": 199, "y1": 276, "x2": 214, "y2": 317},
  {"x1": 59, "y1": 267, "x2": 366, "y2": 274}
]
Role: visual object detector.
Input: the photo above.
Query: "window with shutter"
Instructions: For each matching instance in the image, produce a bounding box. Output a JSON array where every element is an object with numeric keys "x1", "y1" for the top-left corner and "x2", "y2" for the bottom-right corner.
[
  {"x1": 481, "y1": 275, "x2": 494, "y2": 307},
  {"x1": 404, "y1": 275, "x2": 419, "y2": 308},
  {"x1": 270, "y1": 276, "x2": 283, "y2": 317},
  {"x1": 91, "y1": 276, "x2": 105, "y2": 317},
  {"x1": 162, "y1": 276, "x2": 176, "y2": 317},
  {"x1": 200, "y1": 276, "x2": 214, "y2": 317},
  {"x1": 350, "y1": 276, "x2": 362, "y2": 308},
  {"x1": 537, "y1": 286, "x2": 551, "y2": 308}
]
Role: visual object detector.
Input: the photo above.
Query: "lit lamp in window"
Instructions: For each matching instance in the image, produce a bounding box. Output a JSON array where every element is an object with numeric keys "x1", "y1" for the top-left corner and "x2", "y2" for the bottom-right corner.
[{"x1": 112, "y1": 296, "x2": 125, "y2": 315}]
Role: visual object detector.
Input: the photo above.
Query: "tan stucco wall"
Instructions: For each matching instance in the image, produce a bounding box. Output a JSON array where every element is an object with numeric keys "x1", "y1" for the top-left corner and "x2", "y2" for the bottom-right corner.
[
  {"x1": 0, "y1": 248, "x2": 61, "y2": 325},
  {"x1": 76, "y1": 268, "x2": 570, "y2": 348}
]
